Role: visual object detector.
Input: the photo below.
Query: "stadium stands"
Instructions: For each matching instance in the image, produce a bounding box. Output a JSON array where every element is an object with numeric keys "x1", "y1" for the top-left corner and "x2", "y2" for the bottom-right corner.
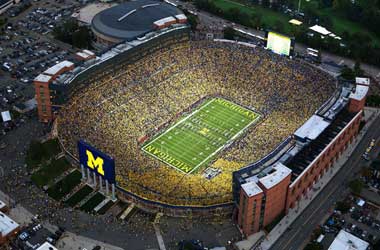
[{"x1": 58, "y1": 40, "x2": 335, "y2": 208}]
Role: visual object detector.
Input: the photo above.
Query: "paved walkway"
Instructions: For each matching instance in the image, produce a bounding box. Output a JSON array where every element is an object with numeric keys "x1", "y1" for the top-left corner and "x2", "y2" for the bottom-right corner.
[{"x1": 56, "y1": 232, "x2": 124, "y2": 250}]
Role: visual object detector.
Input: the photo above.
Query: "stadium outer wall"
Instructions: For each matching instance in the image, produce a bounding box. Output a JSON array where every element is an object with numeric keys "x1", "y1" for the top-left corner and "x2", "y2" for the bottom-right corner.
[{"x1": 53, "y1": 33, "x2": 365, "y2": 222}]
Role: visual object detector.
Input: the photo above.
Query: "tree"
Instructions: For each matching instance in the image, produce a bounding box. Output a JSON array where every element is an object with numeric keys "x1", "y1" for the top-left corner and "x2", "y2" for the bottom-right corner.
[
  {"x1": 361, "y1": 167, "x2": 372, "y2": 180},
  {"x1": 187, "y1": 14, "x2": 198, "y2": 31},
  {"x1": 373, "y1": 238, "x2": 380, "y2": 250},
  {"x1": 53, "y1": 19, "x2": 79, "y2": 44},
  {"x1": 354, "y1": 61, "x2": 364, "y2": 77},
  {"x1": 304, "y1": 242, "x2": 323, "y2": 250},
  {"x1": 348, "y1": 179, "x2": 364, "y2": 194},
  {"x1": 340, "y1": 66, "x2": 355, "y2": 80},
  {"x1": 336, "y1": 201, "x2": 350, "y2": 213},
  {"x1": 251, "y1": 12, "x2": 262, "y2": 28},
  {"x1": 72, "y1": 26, "x2": 92, "y2": 49},
  {"x1": 223, "y1": 26, "x2": 236, "y2": 40},
  {"x1": 53, "y1": 19, "x2": 92, "y2": 49}
]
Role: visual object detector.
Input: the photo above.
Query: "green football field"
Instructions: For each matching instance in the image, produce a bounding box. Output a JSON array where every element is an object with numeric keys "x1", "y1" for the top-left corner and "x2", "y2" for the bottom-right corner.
[{"x1": 142, "y1": 98, "x2": 261, "y2": 174}]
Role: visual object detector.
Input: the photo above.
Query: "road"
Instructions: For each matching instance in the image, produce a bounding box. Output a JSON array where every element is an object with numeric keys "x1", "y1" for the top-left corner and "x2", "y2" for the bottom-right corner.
[{"x1": 269, "y1": 115, "x2": 380, "y2": 250}]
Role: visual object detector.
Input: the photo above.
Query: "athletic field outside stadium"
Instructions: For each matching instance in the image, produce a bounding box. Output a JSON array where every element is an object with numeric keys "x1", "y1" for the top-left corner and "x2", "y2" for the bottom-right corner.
[{"x1": 142, "y1": 98, "x2": 261, "y2": 174}]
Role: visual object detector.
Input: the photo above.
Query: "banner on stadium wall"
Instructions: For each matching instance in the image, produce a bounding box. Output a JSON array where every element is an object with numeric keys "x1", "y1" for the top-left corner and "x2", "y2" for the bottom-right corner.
[{"x1": 78, "y1": 140, "x2": 116, "y2": 184}]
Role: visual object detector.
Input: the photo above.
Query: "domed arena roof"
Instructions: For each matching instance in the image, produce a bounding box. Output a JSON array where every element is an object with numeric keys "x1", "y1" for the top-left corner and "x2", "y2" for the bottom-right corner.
[{"x1": 91, "y1": 0, "x2": 184, "y2": 41}]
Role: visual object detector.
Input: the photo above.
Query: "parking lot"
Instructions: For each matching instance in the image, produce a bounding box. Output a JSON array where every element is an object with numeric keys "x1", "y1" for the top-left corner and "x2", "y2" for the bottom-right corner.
[
  {"x1": 10, "y1": 217, "x2": 65, "y2": 250},
  {"x1": 0, "y1": 0, "x2": 92, "y2": 142},
  {"x1": 304, "y1": 139, "x2": 380, "y2": 249},
  {"x1": 0, "y1": 0, "x2": 85, "y2": 102}
]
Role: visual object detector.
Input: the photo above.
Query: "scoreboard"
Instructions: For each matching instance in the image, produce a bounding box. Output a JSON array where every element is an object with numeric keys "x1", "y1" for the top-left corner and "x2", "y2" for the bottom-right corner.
[{"x1": 265, "y1": 31, "x2": 294, "y2": 56}]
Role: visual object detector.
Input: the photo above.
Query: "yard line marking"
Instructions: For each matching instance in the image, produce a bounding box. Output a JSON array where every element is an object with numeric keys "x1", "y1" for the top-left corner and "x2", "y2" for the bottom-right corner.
[
  {"x1": 188, "y1": 112, "x2": 260, "y2": 174},
  {"x1": 142, "y1": 98, "x2": 261, "y2": 174}
]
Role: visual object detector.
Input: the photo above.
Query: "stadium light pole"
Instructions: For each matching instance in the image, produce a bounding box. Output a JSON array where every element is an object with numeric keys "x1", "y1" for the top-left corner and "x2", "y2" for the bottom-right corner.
[{"x1": 297, "y1": 0, "x2": 301, "y2": 13}]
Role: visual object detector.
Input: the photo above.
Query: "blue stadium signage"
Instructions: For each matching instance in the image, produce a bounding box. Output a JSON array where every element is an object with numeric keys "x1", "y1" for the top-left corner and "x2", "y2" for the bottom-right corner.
[{"x1": 78, "y1": 140, "x2": 116, "y2": 184}]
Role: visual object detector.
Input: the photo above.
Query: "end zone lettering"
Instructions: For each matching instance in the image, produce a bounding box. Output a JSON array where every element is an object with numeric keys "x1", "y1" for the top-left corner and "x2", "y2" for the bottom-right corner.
[{"x1": 143, "y1": 144, "x2": 193, "y2": 173}]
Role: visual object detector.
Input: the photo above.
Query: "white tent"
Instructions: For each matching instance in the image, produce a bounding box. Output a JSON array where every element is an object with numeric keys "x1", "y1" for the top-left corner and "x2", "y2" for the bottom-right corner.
[{"x1": 1, "y1": 111, "x2": 11, "y2": 122}]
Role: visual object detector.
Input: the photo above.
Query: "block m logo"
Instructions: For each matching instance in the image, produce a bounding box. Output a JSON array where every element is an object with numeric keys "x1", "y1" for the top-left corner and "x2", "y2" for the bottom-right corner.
[{"x1": 86, "y1": 150, "x2": 105, "y2": 176}]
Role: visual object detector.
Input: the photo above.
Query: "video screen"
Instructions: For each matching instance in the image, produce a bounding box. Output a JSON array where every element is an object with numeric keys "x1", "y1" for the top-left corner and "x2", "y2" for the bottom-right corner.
[{"x1": 266, "y1": 32, "x2": 292, "y2": 56}]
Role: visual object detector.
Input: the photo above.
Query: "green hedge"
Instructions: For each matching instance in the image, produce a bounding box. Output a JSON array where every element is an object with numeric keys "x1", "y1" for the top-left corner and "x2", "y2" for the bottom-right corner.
[
  {"x1": 47, "y1": 171, "x2": 82, "y2": 201},
  {"x1": 65, "y1": 185, "x2": 93, "y2": 207},
  {"x1": 26, "y1": 139, "x2": 61, "y2": 170},
  {"x1": 80, "y1": 193, "x2": 105, "y2": 213},
  {"x1": 31, "y1": 158, "x2": 72, "y2": 187},
  {"x1": 97, "y1": 200, "x2": 114, "y2": 215}
]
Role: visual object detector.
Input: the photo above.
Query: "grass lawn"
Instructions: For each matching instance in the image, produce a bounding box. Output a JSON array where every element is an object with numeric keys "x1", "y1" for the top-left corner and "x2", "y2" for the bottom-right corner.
[
  {"x1": 26, "y1": 138, "x2": 62, "y2": 170},
  {"x1": 319, "y1": 8, "x2": 380, "y2": 46},
  {"x1": 80, "y1": 193, "x2": 105, "y2": 213},
  {"x1": 31, "y1": 158, "x2": 72, "y2": 187},
  {"x1": 65, "y1": 185, "x2": 93, "y2": 207},
  {"x1": 213, "y1": 0, "x2": 294, "y2": 33},
  {"x1": 47, "y1": 170, "x2": 82, "y2": 201},
  {"x1": 97, "y1": 200, "x2": 114, "y2": 214},
  {"x1": 214, "y1": 0, "x2": 380, "y2": 46},
  {"x1": 290, "y1": 0, "x2": 380, "y2": 46},
  {"x1": 142, "y1": 98, "x2": 260, "y2": 174}
]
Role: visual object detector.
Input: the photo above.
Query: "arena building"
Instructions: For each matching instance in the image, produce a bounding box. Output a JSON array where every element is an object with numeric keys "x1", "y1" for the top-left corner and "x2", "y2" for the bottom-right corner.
[{"x1": 91, "y1": 0, "x2": 187, "y2": 45}]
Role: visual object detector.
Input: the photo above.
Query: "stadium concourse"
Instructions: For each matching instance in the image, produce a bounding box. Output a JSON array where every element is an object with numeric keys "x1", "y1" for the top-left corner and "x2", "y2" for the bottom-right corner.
[{"x1": 57, "y1": 40, "x2": 335, "y2": 208}]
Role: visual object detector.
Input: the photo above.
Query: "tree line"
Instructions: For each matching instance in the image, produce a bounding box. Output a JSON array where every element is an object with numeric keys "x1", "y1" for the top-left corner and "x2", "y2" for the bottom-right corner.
[{"x1": 194, "y1": 0, "x2": 380, "y2": 67}]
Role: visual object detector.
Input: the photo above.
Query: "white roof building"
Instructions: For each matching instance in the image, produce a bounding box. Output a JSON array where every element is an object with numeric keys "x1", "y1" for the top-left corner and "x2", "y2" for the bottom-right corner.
[
  {"x1": 34, "y1": 74, "x2": 52, "y2": 83},
  {"x1": 328, "y1": 230, "x2": 369, "y2": 250},
  {"x1": 36, "y1": 242, "x2": 59, "y2": 250},
  {"x1": 241, "y1": 181, "x2": 263, "y2": 197},
  {"x1": 0, "y1": 211, "x2": 19, "y2": 237},
  {"x1": 153, "y1": 16, "x2": 176, "y2": 27},
  {"x1": 1, "y1": 111, "x2": 11, "y2": 122},
  {"x1": 258, "y1": 162, "x2": 292, "y2": 190},
  {"x1": 309, "y1": 25, "x2": 331, "y2": 36},
  {"x1": 356, "y1": 77, "x2": 370, "y2": 86},
  {"x1": 76, "y1": 50, "x2": 96, "y2": 60},
  {"x1": 294, "y1": 115, "x2": 330, "y2": 141},
  {"x1": 175, "y1": 14, "x2": 187, "y2": 21},
  {"x1": 349, "y1": 85, "x2": 369, "y2": 101},
  {"x1": 0, "y1": 200, "x2": 6, "y2": 211},
  {"x1": 44, "y1": 61, "x2": 74, "y2": 76}
]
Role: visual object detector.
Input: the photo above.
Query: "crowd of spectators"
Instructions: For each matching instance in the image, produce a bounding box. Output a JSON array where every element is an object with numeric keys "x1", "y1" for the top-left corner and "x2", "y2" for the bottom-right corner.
[{"x1": 58, "y1": 39, "x2": 335, "y2": 206}]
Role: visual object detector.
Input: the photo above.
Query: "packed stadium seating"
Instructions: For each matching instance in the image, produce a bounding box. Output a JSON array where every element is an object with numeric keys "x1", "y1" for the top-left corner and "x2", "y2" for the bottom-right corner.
[{"x1": 58, "y1": 40, "x2": 335, "y2": 206}]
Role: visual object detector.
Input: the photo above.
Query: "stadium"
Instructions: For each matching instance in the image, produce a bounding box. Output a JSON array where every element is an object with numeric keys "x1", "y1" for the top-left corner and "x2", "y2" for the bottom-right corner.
[{"x1": 56, "y1": 37, "x2": 336, "y2": 212}]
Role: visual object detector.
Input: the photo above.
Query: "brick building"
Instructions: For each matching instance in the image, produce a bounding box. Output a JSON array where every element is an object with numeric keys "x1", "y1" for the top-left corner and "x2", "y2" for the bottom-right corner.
[
  {"x1": 235, "y1": 80, "x2": 369, "y2": 236},
  {"x1": 34, "y1": 61, "x2": 75, "y2": 122},
  {"x1": 0, "y1": 211, "x2": 19, "y2": 245},
  {"x1": 238, "y1": 163, "x2": 291, "y2": 234}
]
